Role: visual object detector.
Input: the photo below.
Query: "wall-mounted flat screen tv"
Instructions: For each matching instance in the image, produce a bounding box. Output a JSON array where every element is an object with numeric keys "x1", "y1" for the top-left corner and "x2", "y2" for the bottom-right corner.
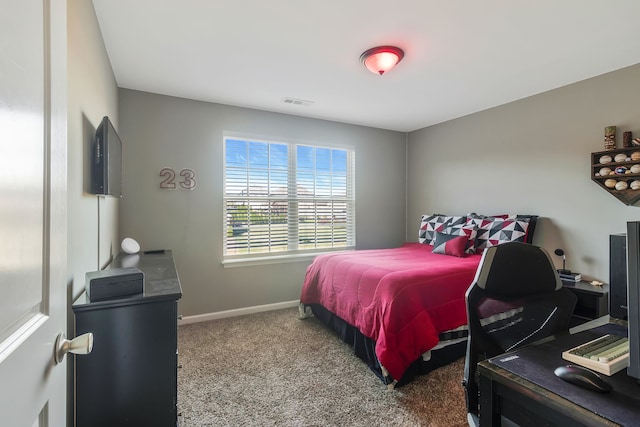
[{"x1": 91, "y1": 116, "x2": 122, "y2": 197}]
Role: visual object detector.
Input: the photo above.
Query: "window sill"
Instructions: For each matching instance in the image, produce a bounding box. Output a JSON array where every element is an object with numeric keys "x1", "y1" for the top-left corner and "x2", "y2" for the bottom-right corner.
[{"x1": 222, "y1": 248, "x2": 354, "y2": 268}]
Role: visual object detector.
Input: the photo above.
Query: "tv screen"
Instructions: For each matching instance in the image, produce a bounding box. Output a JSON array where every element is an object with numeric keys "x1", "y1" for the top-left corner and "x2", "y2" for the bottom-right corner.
[{"x1": 91, "y1": 116, "x2": 122, "y2": 197}]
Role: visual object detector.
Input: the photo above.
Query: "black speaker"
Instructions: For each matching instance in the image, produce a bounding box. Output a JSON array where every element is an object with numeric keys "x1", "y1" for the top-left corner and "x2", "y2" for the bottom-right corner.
[{"x1": 610, "y1": 233, "x2": 628, "y2": 320}]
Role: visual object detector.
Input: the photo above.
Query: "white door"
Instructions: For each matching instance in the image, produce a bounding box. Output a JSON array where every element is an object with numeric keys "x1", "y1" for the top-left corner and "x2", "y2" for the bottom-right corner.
[{"x1": 0, "y1": 0, "x2": 68, "y2": 426}]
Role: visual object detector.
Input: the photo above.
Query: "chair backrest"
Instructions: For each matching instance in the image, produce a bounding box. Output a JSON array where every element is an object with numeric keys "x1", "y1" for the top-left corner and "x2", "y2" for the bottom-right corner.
[{"x1": 463, "y1": 242, "x2": 577, "y2": 420}]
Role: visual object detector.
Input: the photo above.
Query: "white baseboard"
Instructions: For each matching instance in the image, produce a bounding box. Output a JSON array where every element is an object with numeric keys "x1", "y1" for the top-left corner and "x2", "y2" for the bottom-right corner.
[{"x1": 178, "y1": 300, "x2": 300, "y2": 325}]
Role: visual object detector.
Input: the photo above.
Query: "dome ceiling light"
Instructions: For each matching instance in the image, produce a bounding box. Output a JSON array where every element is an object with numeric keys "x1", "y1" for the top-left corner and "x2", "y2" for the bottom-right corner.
[{"x1": 360, "y1": 45, "x2": 404, "y2": 75}]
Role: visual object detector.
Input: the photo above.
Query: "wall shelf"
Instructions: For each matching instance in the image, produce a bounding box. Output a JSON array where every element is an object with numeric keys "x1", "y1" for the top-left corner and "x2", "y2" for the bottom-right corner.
[{"x1": 591, "y1": 147, "x2": 640, "y2": 205}]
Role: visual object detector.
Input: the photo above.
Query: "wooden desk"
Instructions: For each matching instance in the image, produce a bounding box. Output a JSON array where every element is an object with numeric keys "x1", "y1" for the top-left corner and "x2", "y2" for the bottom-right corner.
[{"x1": 478, "y1": 320, "x2": 640, "y2": 427}]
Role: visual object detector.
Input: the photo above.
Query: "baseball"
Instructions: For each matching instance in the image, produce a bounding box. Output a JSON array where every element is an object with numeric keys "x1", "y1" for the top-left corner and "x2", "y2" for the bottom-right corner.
[
  {"x1": 615, "y1": 181, "x2": 629, "y2": 190},
  {"x1": 599, "y1": 155, "x2": 613, "y2": 164},
  {"x1": 605, "y1": 179, "x2": 618, "y2": 188}
]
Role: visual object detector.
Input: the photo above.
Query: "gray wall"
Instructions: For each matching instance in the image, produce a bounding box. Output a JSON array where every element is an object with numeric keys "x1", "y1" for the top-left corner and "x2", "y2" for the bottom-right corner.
[
  {"x1": 67, "y1": 0, "x2": 120, "y2": 299},
  {"x1": 118, "y1": 90, "x2": 407, "y2": 316},
  {"x1": 407, "y1": 63, "x2": 640, "y2": 282},
  {"x1": 66, "y1": 0, "x2": 639, "y2": 318}
]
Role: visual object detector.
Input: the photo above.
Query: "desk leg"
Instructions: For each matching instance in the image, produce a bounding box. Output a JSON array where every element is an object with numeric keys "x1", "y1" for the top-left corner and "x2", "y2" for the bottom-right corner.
[{"x1": 479, "y1": 372, "x2": 500, "y2": 427}]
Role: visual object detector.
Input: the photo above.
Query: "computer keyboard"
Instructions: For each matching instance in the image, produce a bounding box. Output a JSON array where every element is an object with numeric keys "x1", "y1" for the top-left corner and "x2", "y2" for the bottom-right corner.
[{"x1": 562, "y1": 334, "x2": 629, "y2": 376}]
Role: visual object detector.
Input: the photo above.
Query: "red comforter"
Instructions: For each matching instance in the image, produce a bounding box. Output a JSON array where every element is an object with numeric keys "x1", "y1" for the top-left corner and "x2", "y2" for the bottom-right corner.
[{"x1": 300, "y1": 243, "x2": 482, "y2": 380}]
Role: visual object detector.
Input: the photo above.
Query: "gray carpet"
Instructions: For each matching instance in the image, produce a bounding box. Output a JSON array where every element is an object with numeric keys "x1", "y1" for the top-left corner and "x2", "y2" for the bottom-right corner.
[{"x1": 177, "y1": 307, "x2": 467, "y2": 426}]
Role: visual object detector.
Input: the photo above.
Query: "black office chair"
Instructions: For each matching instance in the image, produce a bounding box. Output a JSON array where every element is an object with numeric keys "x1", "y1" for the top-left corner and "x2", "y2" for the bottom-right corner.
[{"x1": 463, "y1": 242, "x2": 577, "y2": 426}]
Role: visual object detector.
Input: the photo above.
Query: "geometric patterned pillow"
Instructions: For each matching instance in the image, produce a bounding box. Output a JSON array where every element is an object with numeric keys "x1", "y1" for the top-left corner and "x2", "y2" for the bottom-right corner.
[
  {"x1": 445, "y1": 223, "x2": 479, "y2": 254},
  {"x1": 467, "y1": 212, "x2": 509, "y2": 220},
  {"x1": 419, "y1": 214, "x2": 466, "y2": 245},
  {"x1": 468, "y1": 217, "x2": 530, "y2": 252},
  {"x1": 507, "y1": 214, "x2": 537, "y2": 244},
  {"x1": 419, "y1": 214, "x2": 445, "y2": 244},
  {"x1": 468, "y1": 213, "x2": 537, "y2": 244},
  {"x1": 431, "y1": 232, "x2": 469, "y2": 257}
]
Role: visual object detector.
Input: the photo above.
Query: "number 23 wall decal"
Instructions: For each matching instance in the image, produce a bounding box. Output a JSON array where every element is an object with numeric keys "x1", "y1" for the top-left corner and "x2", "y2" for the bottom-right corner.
[{"x1": 159, "y1": 167, "x2": 197, "y2": 190}]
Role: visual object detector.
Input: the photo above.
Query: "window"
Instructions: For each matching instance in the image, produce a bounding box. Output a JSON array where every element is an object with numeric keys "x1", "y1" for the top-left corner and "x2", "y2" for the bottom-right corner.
[{"x1": 223, "y1": 136, "x2": 355, "y2": 260}]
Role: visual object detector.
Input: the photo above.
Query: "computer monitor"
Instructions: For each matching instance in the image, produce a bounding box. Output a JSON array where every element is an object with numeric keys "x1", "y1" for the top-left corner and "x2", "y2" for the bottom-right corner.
[
  {"x1": 626, "y1": 221, "x2": 640, "y2": 381},
  {"x1": 610, "y1": 233, "x2": 628, "y2": 321}
]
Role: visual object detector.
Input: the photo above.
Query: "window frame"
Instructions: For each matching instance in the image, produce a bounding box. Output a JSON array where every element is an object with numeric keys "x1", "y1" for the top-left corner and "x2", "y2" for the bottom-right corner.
[{"x1": 222, "y1": 134, "x2": 356, "y2": 266}]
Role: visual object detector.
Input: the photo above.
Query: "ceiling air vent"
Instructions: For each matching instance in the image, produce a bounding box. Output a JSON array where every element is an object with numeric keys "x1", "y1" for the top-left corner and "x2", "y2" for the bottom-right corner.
[{"x1": 281, "y1": 97, "x2": 314, "y2": 107}]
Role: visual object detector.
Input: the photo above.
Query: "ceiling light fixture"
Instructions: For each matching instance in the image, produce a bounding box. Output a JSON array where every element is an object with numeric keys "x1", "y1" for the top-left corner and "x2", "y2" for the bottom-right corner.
[{"x1": 360, "y1": 45, "x2": 404, "y2": 75}]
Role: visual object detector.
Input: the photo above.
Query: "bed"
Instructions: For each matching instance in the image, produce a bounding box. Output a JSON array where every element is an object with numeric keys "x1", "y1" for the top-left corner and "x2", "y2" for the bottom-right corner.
[{"x1": 299, "y1": 213, "x2": 538, "y2": 387}]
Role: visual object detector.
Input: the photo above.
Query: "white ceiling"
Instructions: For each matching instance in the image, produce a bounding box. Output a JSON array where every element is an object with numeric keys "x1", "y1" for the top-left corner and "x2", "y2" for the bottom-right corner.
[{"x1": 91, "y1": 0, "x2": 640, "y2": 133}]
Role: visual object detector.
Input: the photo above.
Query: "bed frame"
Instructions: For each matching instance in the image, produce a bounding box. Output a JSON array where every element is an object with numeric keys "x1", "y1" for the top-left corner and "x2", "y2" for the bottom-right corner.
[{"x1": 303, "y1": 303, "x2": 468, "y2": 387}]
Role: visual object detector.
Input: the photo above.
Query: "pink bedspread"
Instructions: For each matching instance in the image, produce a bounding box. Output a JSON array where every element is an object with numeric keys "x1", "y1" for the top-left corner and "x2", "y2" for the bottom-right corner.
[{"x1": 300, "y1": 243, "x2": 482, "y2": 380}]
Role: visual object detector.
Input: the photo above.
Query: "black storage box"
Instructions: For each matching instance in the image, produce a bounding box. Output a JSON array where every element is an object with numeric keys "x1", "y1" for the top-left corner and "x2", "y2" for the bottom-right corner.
[{"x1": 85, "y1": 267, "x2": 144, "y2": 301}]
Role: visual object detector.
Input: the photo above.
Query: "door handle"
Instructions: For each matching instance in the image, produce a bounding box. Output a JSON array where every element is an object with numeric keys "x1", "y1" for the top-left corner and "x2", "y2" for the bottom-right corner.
[{"x1": 54, "y1": 332, "x2": 93, "y2": 364}]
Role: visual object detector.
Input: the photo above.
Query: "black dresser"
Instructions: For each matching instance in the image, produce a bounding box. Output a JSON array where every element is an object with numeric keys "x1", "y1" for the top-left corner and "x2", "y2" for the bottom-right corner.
[{"x1": 73, "y1": 250, "x2": 182, "y2": 427}]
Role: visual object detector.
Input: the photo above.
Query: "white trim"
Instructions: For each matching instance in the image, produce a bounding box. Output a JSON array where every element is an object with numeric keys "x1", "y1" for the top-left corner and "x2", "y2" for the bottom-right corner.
[
  {"x1": 222, "y1": 248, "x2": 353, "y2": 268},
  {"x1": 178, "y1": 300, "x2": 300, "y2": 325},
  {"x1": 222, "y1": 253, "x2": 316, "y2": 267}
]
